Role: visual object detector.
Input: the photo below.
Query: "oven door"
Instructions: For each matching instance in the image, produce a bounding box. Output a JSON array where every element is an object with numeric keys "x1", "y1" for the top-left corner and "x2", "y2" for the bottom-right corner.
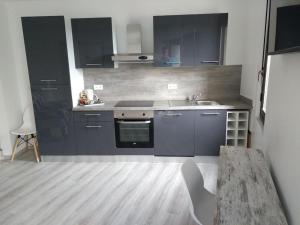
[{"x1": 115, "y1": 119, "x2": 154, "y2": 148}]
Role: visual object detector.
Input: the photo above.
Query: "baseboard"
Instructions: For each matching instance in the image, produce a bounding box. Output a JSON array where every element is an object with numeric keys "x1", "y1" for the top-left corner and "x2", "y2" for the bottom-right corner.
[{"x1": 41, "y1": 155, "x2": 218, "y2": 163}]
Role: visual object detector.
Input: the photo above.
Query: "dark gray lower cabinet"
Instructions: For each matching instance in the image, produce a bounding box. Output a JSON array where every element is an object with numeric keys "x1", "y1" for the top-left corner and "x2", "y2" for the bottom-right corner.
[
  {"x1": 34, "y1": 111, "x2": 75, "y2": 155},
  {"x1": 31, "y1": 86, "x2": 75, "y2": 155},
  {"x1": 154, "y1": 111, "x2": 195, "y2": 156},
  {"x1": 73, "y1": 109, "x2": 226, "y2": 156},
  {"x1": 74, "y1": 111, "x2": 115, "y2": 155},
  {"x1": 195, "y1": 110, "x2": 226, "y2": 156}
]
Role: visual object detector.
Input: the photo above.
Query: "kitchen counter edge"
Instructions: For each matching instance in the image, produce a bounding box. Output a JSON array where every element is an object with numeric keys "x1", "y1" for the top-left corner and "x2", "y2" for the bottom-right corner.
[{"x1": 72, "y1": 99, "x2": 252, "y2": 111}]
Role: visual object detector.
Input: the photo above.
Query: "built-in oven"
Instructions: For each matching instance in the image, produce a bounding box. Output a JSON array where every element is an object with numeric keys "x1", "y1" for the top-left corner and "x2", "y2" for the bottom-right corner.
[{"x1": 114, "y1": 110, "x2": 154, "y2": 148}]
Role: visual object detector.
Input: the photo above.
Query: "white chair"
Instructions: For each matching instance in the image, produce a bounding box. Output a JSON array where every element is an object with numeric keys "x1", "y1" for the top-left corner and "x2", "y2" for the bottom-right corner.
[
  {"x1": 181, "y1": 159, "x2": 216, "y2": 225},
  {"x1": 11, "y1": 106, "x2": 40, "y2": 162}
]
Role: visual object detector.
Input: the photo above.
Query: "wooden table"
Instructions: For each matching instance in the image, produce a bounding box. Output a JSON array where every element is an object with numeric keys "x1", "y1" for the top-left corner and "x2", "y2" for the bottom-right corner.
[{"x1": 216, "y1": 146, "x2": 288, "y2": 225}]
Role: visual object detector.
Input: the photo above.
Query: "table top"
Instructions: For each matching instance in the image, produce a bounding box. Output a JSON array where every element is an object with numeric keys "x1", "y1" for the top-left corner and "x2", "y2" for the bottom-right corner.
[{"x1": 216, "y1": 146, "x2": 288, "y2": 225}]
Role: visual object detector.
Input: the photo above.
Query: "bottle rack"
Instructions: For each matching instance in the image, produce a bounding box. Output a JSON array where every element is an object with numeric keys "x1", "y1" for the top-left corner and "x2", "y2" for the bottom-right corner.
[{"x1": 226, "y1": 111, "x2": 249, "y2": 147}]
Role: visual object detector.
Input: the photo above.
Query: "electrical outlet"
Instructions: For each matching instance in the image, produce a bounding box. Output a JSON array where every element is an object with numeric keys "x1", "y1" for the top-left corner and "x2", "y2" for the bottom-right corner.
[
  {"x1": 94, "y1": 84, "x2": 103, "y2": 90},
  {"x1": 168, "y1": 83, "x2": 178, "y2": 90}
]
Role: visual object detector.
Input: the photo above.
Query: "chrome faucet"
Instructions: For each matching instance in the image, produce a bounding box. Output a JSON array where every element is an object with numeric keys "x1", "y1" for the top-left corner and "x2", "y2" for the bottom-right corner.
[{"x1": 191, "y1": 95, "x2": 199, "y2": 101}]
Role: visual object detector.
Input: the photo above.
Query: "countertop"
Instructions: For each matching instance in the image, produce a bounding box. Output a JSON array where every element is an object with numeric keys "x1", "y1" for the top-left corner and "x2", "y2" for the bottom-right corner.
[
  {"x1": 216, "y1": 146, "x2": 288, "y2": 225},
  {"x1": 73, "y1": 98, "x2": 252, "y2": 111}
]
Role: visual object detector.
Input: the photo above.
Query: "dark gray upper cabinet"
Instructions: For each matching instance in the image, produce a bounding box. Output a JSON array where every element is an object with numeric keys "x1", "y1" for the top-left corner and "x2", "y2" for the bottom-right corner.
[
  {"x1": 195, "y1": 110, "x2": 226, "y2": 156},
  {"x1": 194, "y1": 14, "x2": 227, "y2": 65},
  {"x1": 153, "y1": 15, "x2": 183, "y2": 67},
  {"x1": 154, "y1": 111, "x2": 195, "y2": 156},
  {"x1": 74, "y1": 111, "x2": 116, "y2": 155},
  {"x1": 22, "y1": 16, "x2": 71, "y2": 86},
  {"x1": 154, "y1": 13, "x2": 228, "y2": 67},
  {"x1": 181, "y1": 15, "x2": 196, "y2": 66},
  {"x1": 71, "y1": 18, "x2": 114, "y2": 68}
]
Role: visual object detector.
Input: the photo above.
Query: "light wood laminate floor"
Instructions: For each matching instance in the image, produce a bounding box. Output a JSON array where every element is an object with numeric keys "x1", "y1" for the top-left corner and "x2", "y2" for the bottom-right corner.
[{"x1": 0, "y1": 151, "x2": 218, "y2": 225}]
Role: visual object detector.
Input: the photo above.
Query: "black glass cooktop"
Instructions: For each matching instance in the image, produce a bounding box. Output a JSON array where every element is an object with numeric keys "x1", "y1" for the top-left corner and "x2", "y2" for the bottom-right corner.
[{"x1": 114, "y1": 101, "x2": 154, "y2": 107}]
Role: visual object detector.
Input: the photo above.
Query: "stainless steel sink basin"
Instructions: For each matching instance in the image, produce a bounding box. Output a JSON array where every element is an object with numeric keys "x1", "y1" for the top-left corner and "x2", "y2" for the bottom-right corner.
[
  {"x1": 168, "y1": 100, "x2": 219, "y2": 107},
  {"x1": 195, "y1": 100, "x2": 219, "y2": 106}
]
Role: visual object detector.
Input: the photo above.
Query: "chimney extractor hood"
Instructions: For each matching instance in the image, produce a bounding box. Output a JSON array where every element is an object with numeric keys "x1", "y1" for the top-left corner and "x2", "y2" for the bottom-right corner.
[{"x1": 112, "y1": 24, "x2": 153, "y2": 63}]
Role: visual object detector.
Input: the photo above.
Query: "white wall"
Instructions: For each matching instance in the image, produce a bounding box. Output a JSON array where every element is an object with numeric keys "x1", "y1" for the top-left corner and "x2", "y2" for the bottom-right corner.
[
  {"x1": 219, "y1": 0, "x2": 267, "y2": 152},
  {"x1": 241, "y1": 3, "x2": 300, "y2": 221},
  {"x1": 0, "y1": 2, "x2": 23, "y2": 155},
  {"x1": 241, "y1": 0, "x2": 268, "y2": 150},
  {"x1": 263, "y1": 53, "x2": 300, "y2": 225},
  {"x1": 240, "y1": 0, "x2": 266, "y2": 100}
]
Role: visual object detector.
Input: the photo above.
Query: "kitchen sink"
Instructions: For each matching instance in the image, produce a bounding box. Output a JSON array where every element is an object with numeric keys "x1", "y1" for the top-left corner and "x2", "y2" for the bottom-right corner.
[
  {"x1": 195, "y1": 100, "x2": 219, "y2": 105},
  {"x1": 168, "y1": 100, "x2": 219, "y2": 107}
]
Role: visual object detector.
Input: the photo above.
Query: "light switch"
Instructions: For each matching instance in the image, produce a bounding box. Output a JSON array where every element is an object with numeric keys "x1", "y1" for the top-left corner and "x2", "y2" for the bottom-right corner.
[
  {"x1": 94, "y1": 84, "x2": 103, "y2": 90},
  {"x1": 168, "y1": 83, "x2": 178, "y2": 90}
]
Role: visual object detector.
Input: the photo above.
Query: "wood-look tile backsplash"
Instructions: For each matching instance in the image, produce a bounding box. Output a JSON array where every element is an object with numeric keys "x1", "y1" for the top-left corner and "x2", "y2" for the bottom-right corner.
[{"x1": 83, "y1": 65, "x2": 242, "y2": 101}]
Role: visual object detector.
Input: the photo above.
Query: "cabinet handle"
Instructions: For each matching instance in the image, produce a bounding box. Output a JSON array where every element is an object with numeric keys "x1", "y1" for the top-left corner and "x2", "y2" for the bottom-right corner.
[
  {"x1": 84, "y1": 114, "x2": 101, "y2": 116},
  {"x1": 165, "y1": 61, "x2": 181, "y2": 65},
  {"x1": 40, "y1": 80, "x2": 57, "y2": 82},
  {"x1": 164, "y1": 113, "x2": 183, "y2": 117},
  {"x1": 201, "y1": 60, "x2": 219, "y2": 64},
  {"x1": 85, "y1": 125, "x2": 102, "y2": 128},
  {"x1": 117, "y1": 120, "x2": 151, "y2": 124},
  {"x1": 41, "y1": 87, "x2": 58, "y2": 91},
  {"x1": 201, "y1": 113, "x2": 220, "y2": 116},
  {"x1": 86, "y1": 63, "x2": 103, "y2": 66},
  {"x1": 219, "y1": 27, "x2": 224, "y2": 65}
]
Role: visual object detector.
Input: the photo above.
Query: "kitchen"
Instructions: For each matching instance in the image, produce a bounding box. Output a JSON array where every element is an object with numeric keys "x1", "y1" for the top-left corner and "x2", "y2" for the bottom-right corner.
[
  {"x1": 0, "y1": 0, "x2": 299, "y2": 224},
  {"x1": 20, "y1": 14, "x2": 251, "y2": 158}
]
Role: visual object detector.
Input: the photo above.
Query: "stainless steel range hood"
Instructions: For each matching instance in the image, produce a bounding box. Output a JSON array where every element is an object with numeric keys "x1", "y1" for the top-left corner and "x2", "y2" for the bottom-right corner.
[{"x1": 112, "y1": 24, "x2": 153, "y2": 63}]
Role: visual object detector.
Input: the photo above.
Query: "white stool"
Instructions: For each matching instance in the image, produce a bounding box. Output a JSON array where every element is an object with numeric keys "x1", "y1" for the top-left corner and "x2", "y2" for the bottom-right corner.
[{"x1": 11, "y1": 106, "x2": 40, "y2": 162}]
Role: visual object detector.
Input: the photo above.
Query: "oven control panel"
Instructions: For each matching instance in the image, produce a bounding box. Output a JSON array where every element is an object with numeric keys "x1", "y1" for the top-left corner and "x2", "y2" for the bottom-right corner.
[{"x1": 114, "y1": 110, "x2": 154, "y2": 119}]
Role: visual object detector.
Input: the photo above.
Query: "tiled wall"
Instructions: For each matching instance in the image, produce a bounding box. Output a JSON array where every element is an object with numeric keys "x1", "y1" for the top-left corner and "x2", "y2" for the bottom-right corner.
[{"x1": 83, "y1": 64, "x2": 242, "y2": 101}]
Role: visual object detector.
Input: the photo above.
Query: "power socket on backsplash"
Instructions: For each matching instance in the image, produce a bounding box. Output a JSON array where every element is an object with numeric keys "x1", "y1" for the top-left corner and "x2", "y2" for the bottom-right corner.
[
  {"x1": 94, "y1": 84, "x2": 103, "y2": 90},
  {"x1": 168, "y1": 84, "x2": 178, "y2": 90}
]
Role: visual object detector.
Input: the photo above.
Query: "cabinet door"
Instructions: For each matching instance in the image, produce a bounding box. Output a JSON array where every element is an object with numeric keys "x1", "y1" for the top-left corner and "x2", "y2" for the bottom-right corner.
[
  {"x1": 31, "y1": 85, "x2": 72, "y2": 110},
  {"x1": 31, "y1": 86, "x2": 75, "y2": 155},
  {"x1": 22, "y1": 16, "x2": 71, "y2": 85},
  {"x1": 74, "y1": 111, "x2": 114, "y2": 123},
  {"x1": 195, "y1": 110, "x2": 226, "y2": 156},
  {"x1": 194, "y1": 14, "x2": 228, "y2": 65},
  {"x1": 71, "y1": 18, "x2": 114, "y2": 68},
  {"x1": 154, "y1": 111, "x2": 195, "y2": 156},
  {"x1": 153, "y1": 16, "x2": 182, "y2": 67},
  {"x1": 181, "y1": 15, "x2": 196, "y2": 66},
  {"x1": 35, "y1": 110, "x2": 75, "y2": 155},
  {"x1": 154, "y1": 14, "x2": 228, "y2": 67},
  {"x1": 75, "y1": 122, "x2": 115, "y2": 155}
]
